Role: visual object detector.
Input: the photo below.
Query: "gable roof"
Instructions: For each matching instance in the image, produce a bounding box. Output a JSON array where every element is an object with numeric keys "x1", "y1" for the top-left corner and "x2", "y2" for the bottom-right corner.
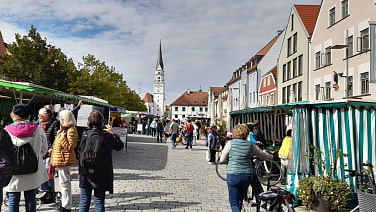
[
  {"x1": 0, "y1": 31, "x2": 7, "y2": 55},
  {"x1": 294, "y1": 5, "x2": 321, "y2": 36},
  {"x1": 255, "y1": 32, "x2": 283, "y2": 56},
  {"x1": 211, "y1": 87, "x2": 225, "y2": 93},
  {"x1": 143, "y1": 93, "x2": 153, "y2": 102},
  {"x1": 171, "y1": 91, "x2": 208, "y2": 106}
]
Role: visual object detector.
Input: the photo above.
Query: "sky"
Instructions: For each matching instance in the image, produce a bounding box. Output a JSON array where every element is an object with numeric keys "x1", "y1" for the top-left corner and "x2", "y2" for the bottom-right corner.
[{"x1": 0, "y1": 0, "x2": 322, "y2": 105}]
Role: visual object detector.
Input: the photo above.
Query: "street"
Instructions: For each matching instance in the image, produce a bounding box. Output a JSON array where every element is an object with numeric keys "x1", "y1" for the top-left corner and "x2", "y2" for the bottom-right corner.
[{"x1": 2, "y1": 134, "x2": 312, "y2": 211}]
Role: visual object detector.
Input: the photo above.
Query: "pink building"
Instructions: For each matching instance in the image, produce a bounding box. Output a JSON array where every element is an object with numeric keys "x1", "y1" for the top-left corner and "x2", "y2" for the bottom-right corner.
[{"x1": 310, "y1": 0, "x2": 376, "y2": 101}]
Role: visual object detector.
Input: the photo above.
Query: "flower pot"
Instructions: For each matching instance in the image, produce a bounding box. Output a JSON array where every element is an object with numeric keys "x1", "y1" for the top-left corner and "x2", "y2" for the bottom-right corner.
[{"x1": 312, "y1": 196, "x2": 330, "y2": 212}]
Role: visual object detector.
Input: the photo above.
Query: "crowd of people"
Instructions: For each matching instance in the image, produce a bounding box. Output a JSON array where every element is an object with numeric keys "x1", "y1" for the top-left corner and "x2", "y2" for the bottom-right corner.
[{"x1": 0, "y1": 103, "x2": 123, "y2": 212}]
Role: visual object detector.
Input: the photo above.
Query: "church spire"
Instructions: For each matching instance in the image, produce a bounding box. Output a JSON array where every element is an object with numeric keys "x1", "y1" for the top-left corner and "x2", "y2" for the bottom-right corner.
[{"x1": 156, "y1": 40, "x2": 164, "y2": 70}]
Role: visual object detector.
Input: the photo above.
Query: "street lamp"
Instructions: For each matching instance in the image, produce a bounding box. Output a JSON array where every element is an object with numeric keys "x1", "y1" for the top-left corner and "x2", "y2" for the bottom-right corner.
[{"x1": 332, "y1": 30, "x2": 349, "y2": 99}]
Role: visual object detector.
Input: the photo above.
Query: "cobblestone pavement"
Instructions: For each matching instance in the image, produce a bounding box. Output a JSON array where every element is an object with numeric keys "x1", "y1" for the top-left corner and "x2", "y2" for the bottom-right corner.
[{"x1": 2, "y1": 134, "x2": 313, "y2": 211}]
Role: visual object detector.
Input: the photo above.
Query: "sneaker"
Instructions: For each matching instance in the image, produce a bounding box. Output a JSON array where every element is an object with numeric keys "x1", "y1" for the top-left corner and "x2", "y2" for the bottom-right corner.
[
  {"x1": 208, "y1": 162, "x2": 216, "y2": 165},
  {"x1": 57, "y1": 207, "x2": 71, "y2": 212},
  {"x1": 40, "y1": 192, "x2": 55, "y2": 204}
]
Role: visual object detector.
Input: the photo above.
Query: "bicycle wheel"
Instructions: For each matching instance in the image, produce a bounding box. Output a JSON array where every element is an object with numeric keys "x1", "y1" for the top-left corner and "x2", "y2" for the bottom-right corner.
[
  {"x1": 215, "y1": 152, "x2": 227, "y2": 181},
  {"x1": 255, "y1": 160, "x2": 282, "y2": 186}
]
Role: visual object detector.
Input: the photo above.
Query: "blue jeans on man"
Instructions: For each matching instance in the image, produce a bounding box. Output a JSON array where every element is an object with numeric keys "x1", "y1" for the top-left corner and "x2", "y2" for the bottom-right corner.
[
  {"x1": 170, "y1": 133, "x2": 177, "y2": 147},
  {"x1": 185, "y1": 132, "x2": 193, "y2": 149},
  {"x1": 226, "y1": 174, "x2": 253, "y2": 212},
  {"x1": 78, "y1": 187, "x2": 105, "y2": 212},
  {"x1": 8, "y1": 189, "x2": 37, "y2": 212}
]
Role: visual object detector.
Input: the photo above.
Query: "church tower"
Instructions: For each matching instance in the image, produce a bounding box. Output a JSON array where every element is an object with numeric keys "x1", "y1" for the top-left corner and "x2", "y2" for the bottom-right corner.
[{"x1": 153, "y1": 40, "x2": 165, "y2": 117}]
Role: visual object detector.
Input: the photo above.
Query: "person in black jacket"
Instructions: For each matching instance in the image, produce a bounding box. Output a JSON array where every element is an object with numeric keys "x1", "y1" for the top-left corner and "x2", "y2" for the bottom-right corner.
[
  {"x1": 0, "y1": 126, "x2": 14, "y2": 208},
  {"x1": 38, "y1": 107, "x2": 60, "y2": 204},
  {"x1": 78, "y1": 111, "x2": 123, "y2": 212}
]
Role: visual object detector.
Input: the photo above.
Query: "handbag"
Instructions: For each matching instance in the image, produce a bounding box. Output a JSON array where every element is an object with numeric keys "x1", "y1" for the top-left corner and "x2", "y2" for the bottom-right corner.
[{"x1": 206, "y1": 149, "x2": 210, "y2": 162}]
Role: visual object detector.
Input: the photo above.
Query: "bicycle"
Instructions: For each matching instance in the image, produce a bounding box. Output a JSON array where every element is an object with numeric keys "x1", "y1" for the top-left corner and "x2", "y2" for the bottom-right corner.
[
  {"x1": 216, "y1": 153, "x2": 293, "y2": 212},
  {"x1": 344, "y1": 162, "x2": 376, "y2": 212}
]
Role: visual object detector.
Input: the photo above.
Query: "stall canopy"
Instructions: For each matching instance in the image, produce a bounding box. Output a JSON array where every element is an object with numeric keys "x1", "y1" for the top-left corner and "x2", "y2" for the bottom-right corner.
[
  {"x1": 0, "y1": 80, "x2": 116, "y2": 107},
  {"x1": 230, "y1": 100, "x2": 376, "y2": 201},
  {"x1": 121, "y1": 113, "x2": 133, "y2": 118}
]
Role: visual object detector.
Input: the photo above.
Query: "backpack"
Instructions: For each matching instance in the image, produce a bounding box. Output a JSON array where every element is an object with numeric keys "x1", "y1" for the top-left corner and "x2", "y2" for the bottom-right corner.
[
  {"x1": 13, "y1": 143, "x2": 38, "y2": 175},
  {"x1": 0, "y1": 129, "x2": 15, "y2": 186},
  {"x1": 186, "y1": 123, "x2": 194, "y2": 132},
  {"x1": 80, "y1": 130, "x2": 107, "y2": 183}
]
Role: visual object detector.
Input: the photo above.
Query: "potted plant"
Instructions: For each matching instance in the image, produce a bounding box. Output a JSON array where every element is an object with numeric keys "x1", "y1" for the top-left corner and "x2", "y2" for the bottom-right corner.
[{"x1": 298, "y1": 142, "x2": 351, "y2": 211}]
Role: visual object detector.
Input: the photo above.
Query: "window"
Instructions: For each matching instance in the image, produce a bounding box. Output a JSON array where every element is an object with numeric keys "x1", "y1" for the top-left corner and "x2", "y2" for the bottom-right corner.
[
  {"x1": 182, "y1": 115, "x2": 185, "y2": 118},
  {"x1": 293, "y1": 33, "x2": 298, "y2": 53},
  {"x1": 315, "y1": 51, "x2": 321, "y2": 69},
  {"x1": 347, "y1": 76, "x2": 353, "y2": 97},
  {"x1": 291, "y1": 14, "x2": 294, "y2": 31},
  {"x1": 283, "y1": 64, "x2": 286, "y2": 82},
  {"x1": 287, "y1": 85, "x2": 291, "y2": 103},
  {"x1": 329, "y1": 7, "x2": 336, "y2": 26},
  {"x1": 325, "y1": 82, "x2": 331, "y2": 100},
  {"x1": 205, "y1": 108, "x2": 208, "y2": 112},
  {"x1": 315, "y1": 84, "x2": 321, "y2": 100},
  {"x1": 200, "y1": 107, "x2": 203, "y2": 112},
  {"x1": 298, "y1": 81, "x2": 303, "y2": 101},
  {"x1": 287, "y1": 62, "x2": 291, "y2": 80},
  {"x1": 182, "y1": 107, "x2": 186, "y2": 111},
  {"x1": 263, "y1": 79, "x2": 267, "y2": 87},
  {"x1": 292, "y1": 83, "x2": 297, "y2": 102},
  {"x1": 270, "y1": 94, "x2": 274, "y2": 105},
  {"x1": 282, "y1": 87, "x2": 286, "y2": 104},
  {"x1": 175, "y1": 115, "x2": 178, "y2": 118},
  {"x1": 192, "y1": 107, "x2": 195, "y2": 111},
  {"x1": 325, "y1": 46, "x2": 332, "y2": 66},
  {"x1": 361, "y1": 72, "x2": 369, "y2": 94},
  {"x1": 358, "y1": 28, "x2": 369, "y2": 52},
  {"x1": 175, "y1": 107, "x2": 178, "y2": 111},
  {"x1": 341, "y1": 0, "x2": 349, "y2": 18},
  {"x1": 298, "y1": 55, "x2": 303, "y2": 76},
  {"x1": 293, "y1": 58, "x2": 297, "y2": 78},
  {"x1": 347, "y1": 35, "x2": 353, "y2": 57},
  {"x1": 287, "y1": 37, "x2": 292, "y2": 56}
]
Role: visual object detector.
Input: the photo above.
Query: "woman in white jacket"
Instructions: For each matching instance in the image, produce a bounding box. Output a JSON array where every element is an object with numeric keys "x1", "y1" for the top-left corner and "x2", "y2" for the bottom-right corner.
[{"x1": 5, "y1": 104, "x2": 48, "y2": 212}]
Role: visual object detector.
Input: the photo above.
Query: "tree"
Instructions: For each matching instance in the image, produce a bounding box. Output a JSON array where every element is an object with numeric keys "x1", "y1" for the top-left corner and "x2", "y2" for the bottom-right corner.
[
  {"x1": 68, "y1": 55, "x2": 146, "y2": 111},
  {"x1": 0, "y1": 26, "x2": 75, "y2": 91}
]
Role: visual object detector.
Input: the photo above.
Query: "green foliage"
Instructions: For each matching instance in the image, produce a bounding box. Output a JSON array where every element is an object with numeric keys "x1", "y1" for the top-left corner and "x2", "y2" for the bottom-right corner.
[
  {"x1": 0, "y1": 26, "x2": 74, "y2": 91},
  {"x1": 0, "y1": 26, "x2": 146, "y2": 111},
  {"x1": 299, "y1": 141, "x2": 351, "y2": 211},
  {"x1": 299, "y1": 176, "x2": 351, "y2": 211},
  {"x1": 68, "y1": 54, "x2": 146, "y2": 111}
]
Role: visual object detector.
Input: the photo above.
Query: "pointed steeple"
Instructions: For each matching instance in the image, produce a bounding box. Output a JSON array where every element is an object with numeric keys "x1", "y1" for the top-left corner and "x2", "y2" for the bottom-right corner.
[{"x1": 156, "y1": 40, "x2": 164, "y2": 70}]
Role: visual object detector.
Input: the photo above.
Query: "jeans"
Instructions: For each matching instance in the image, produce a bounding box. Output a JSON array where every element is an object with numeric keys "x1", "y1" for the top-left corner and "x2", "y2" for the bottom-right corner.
[
  {"x1": 170, "y1": 133, "x2": 177, "y2": 147},
  {"x1": 57, "y1": 166, "x2": 72, "y2": 209},
  {"x1": 227, "y1": 174, "x2": 253, "y2": 212},
  {"x1": 8, "y1": 189, "x2": 37, "y2": 212},
  {"x1": 40, "y1": 157, "x2": 55, "y2": 191},
  {"x1": 156, "y1": 131, "x2": 163, "y2": 143},
  {"x1": 185, "y1": 132, "x2": 193, "y2": 149},
  {"x1": 78, "y1": 187, "x2": 105, "y2": 212}
]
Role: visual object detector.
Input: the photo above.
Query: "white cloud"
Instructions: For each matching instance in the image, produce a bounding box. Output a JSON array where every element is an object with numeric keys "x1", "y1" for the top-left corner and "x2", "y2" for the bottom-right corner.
[{"x1": 0, "y1": 0, "x2": 321, "y2": 105}]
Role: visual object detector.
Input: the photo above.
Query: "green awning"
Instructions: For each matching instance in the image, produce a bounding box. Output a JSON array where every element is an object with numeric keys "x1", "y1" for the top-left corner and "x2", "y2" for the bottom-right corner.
[
  {"x1": 121, "y1": 113, "x2": 133, "y2": 118},
  {"x1": 0, "y1": 80, "x2": 116, "y2": 108}
]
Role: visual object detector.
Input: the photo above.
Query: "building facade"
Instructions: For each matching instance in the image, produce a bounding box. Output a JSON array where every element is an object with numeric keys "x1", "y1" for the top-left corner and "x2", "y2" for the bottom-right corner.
[
  {"x1": 277, "y1": 4, "x2": 320, "y2": 104},
  {"x1": 310, "y1": 0, "x2": 376, "y2": 101},
  {"x1": 170, "y1": 90, "x2": 209, "y2": 121}
]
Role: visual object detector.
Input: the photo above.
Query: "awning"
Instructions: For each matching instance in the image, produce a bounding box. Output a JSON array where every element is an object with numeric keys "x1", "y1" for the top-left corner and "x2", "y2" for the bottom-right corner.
[
  {"x1": 0, "y1": 80, "x2": 116, "y2": 108},
  {"x1": 121, "y1": 113, "x2": 133, "y2": 118}
]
